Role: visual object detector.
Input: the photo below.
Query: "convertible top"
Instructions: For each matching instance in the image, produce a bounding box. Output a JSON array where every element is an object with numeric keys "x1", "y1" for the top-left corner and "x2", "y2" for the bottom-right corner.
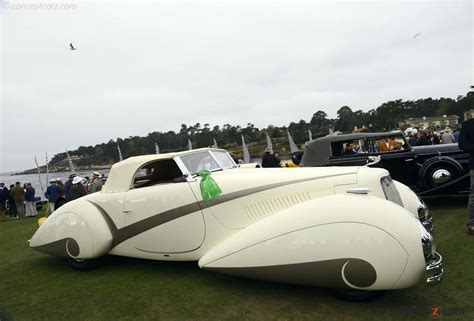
[
  {"x1": 301, "y1": 131, "x2": 404, "y2": 166},
  {"x1": 102, "y1": 148, "x2": 227, "y2": 193}
]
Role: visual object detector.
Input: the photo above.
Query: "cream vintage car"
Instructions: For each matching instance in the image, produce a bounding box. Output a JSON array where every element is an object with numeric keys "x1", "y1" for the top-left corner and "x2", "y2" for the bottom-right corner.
[{"x1": 29, "y1": 148, "x2": 443, "y2": 299}]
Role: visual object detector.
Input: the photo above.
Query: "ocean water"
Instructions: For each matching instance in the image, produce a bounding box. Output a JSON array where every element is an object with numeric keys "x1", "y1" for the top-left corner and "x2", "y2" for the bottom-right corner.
[{"x1": 0, "y1": 169, "x2": 110, "y2": 201}]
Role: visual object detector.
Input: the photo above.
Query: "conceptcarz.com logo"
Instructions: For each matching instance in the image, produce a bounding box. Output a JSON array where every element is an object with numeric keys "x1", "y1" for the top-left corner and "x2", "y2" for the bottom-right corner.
[{"x1": 374, "y1": 305, "x2": 467, "y2": 318}]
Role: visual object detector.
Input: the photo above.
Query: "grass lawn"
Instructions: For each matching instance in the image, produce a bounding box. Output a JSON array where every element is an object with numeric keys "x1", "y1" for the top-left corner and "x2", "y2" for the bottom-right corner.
[{"x1": 0, "y1": 200, "x2": 472, "y2": 321}]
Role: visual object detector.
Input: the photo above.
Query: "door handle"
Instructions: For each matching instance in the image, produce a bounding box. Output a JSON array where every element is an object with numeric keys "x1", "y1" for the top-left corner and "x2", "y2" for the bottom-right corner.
[
  {"x1": 405, "y1": 159, "x2": 414, "y2": 162},
  {"x1": 122, "y1": 209, "x2": 131, "y2": 213}
]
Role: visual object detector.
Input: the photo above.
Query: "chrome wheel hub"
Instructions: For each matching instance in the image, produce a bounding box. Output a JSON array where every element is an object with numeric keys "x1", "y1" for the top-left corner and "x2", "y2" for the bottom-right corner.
[{"x1": 432, "y1": 169, "x2": 451, "y2": 184}]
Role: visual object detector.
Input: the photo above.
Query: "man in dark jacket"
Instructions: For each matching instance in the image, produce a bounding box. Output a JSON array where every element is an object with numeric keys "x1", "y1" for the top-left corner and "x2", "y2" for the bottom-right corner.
[
  {"x1": 7, "y1": 184, "x2": 16, "y2": 218},
  {"x1": 261, "y1": 149, "x2": 281, "y2": 168},
  {"x1": 69, "y1": 176, "x2": 88, "y2": 201},
  {"x1": 45, "y1": 179, "x2": 61, "y2": 215},
  {"x1": 0, "y1": 183, "x2": 7, "y2": 213},
  {"x1": 25, "y1": 183, "x2": 37, "y2": 217},
  {"x1": 64, "y1": 173, "x2": 76, "y2": 201},
  {"x1": 458, "y1": 118, "x2": 474, "y2": 235},
  {"x1": 0, "y1": 183, "x2": 7, "y2": 221}
]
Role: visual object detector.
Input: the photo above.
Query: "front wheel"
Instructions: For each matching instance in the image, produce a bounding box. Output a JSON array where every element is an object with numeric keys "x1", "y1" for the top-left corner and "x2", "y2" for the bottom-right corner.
[{"x1": 67, "y1": 257, "x2": 98, "y2": 271}]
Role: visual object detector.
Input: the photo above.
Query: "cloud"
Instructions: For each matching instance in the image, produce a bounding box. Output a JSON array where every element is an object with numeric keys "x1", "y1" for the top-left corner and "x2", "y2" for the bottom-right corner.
[{"x1": 1, "y1": 0, "x2": 472, "y2": 171}]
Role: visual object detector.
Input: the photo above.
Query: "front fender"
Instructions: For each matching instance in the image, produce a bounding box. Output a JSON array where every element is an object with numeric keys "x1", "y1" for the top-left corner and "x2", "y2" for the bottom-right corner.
[{"x1": 199, "y1": 194, "x2": 425, "y2": 290}]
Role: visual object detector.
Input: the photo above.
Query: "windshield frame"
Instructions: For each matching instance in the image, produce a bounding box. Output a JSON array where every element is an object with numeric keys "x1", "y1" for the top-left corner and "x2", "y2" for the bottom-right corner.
[{"x1": 174, "y1": 149, "x2": 237, "y2": 178}]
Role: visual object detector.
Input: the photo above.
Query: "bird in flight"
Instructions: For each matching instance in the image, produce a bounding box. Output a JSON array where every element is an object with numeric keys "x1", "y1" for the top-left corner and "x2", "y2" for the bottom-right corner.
[
  {"x1": 69, "y1": 43, "x2": 77, "y2": 50},
  {"x1": 413, "y1": 33, "x2": 421, "y2": 39}
]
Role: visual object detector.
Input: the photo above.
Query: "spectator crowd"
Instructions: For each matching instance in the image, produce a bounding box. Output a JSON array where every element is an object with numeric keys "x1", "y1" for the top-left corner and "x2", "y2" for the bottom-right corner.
[
  {"x1": 0, "y1": 171, "x2": 106, "y2": 220},
  {"x1": 407, "y1": 128, "x2": 459, "y2": 146}
]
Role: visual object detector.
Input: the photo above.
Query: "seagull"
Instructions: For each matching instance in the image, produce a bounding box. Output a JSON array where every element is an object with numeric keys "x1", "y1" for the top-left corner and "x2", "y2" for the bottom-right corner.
[
  {"x1": 69, "y1": 43, "x2": 77, "y2": 50},
  {"x1": 413, "y1": 32, "x2": 421, "y2": 39}
]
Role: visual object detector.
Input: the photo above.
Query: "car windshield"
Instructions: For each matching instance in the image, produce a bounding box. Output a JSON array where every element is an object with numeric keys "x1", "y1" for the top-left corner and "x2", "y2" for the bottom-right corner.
[
  {"x1": 212, "y1": 151, "x2": 235, "y2": 169},
  {"x1": 178, "y1": 150, "x2": 236, "y2": 175}
]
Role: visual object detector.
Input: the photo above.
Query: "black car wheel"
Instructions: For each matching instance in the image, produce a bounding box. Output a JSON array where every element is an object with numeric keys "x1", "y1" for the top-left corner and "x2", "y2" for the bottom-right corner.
[
  {"x1": 67, "y1": 257, "x2": 98, "y2": 271},
  {"x1": 420, "y1": 161, "x2": 461, "y2": 189}
]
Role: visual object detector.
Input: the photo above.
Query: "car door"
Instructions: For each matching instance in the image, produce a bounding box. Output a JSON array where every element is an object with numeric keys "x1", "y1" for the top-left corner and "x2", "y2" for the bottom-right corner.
[
  {"x1": 123, "y1": 181, "x2": 205, "y2": 253},
  {"x1": 378, "y1": 149, "x2": 419, "y2": 186}
]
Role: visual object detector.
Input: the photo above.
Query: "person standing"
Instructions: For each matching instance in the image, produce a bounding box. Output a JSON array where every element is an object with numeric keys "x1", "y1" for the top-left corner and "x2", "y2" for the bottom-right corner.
[
  {"x1": 45, "y1": 179, "x2": 61, "y2": 214},
  {"x1": 0, "y1": 183, "x2": 7, "y2": 213},
  {"x1": 441, "y1": 130, "x2": 456, "y2": 144},
  {"x1": 68, "y1": 176, "x2": 88, "y2": 201},
  {"x1": 88, "y1": 172, "x2": 103, "y2": 193},
  {"x1": 25, "y1": 183, "x2": 37, "y2": 217},
  {"x1": 428, "y1": 131, "x2": 440, "y2": 145},
  {"x1": 408, "y1": 133, "x2": 419, "y2": 146},
  {"x1": 453, "y1": 128, "x2": 460, "y2": 142},
  {"x1": 11, "y1": 182, "x2": 25, "y2": 218},
  {"x1": 0, "y1": 183, "x2": 7, "y2": 221},
  {"x1": 64, "y1": 173, "x2": 76, "y2": 201},
  {"x1": 56, "y1": 179, "x2": 65, "y2": 197},
  {"x1": 261, "y1": 148, "x2": 281, "y2": 168},
  {"x1": 459, "y1": 118, "x2": 474, "y2": 235},
  {"x1": 7, "y1": 184, "x2": 17, "y2": 218}
]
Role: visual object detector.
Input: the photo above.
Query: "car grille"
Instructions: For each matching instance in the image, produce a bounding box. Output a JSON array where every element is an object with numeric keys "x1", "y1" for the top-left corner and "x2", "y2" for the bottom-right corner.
[{"x1": 380, "y1": 176, "x2": 403, "y2": 206}]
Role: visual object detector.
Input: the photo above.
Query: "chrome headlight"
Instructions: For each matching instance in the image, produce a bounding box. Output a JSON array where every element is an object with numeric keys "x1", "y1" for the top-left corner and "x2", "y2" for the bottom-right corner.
[
  {"x1": 416, "y1": 195, "x2": 429, "y2": 218},
  {"x1": 416, "y1": 195, "x2": 434, "y2": 235}
]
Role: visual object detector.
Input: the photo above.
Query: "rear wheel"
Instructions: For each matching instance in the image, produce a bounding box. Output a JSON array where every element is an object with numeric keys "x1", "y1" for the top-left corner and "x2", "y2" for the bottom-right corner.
[
  {"x1": 329, "y1": 289, "x2": 384, "y2": 302},
  {"x1": 67, "y1": 257, "x2": 98, "y2": 271}
]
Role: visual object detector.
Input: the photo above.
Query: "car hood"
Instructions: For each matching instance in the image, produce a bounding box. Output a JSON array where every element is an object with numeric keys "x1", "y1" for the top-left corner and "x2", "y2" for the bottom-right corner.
[{"x1": 412, "y1": 143, "x2": 460, "y2": 155}]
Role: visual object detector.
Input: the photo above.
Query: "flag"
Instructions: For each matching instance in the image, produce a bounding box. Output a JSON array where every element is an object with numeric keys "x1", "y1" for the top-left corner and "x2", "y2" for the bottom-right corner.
[
  {"x1": 287, "y1": 131, "x2": 299, "y2": 153},
  {"x1": 65, "y1": 150, "x2": 75, "y2": 172},
  {"x1": 308, "y1": 129, "x2": 313, "y2": 141},
  {"x1": 45, "y1": 152, "x2": 50, "y2": 188},
  {"x1": 265, "y1": 132, "x2": 274, "y2": 154},
  {"x1": 34, "y1": 156, "x2": 45, "y2": 195},
  {"x1": 117, "y1": 144, "x2": 123, "y2": 161},
  {"x1": 155, "y1": 143, "x2": 160, "y2": 154},
  {"x1": 241, "y1": 135, "x2": 250, "y2": 164},
  {"x1": 211, "y1": 137, "x2": 218, "y2": 148},
  {"x1": 188, "y1": 138, "x2": 193, "y2": 150}
]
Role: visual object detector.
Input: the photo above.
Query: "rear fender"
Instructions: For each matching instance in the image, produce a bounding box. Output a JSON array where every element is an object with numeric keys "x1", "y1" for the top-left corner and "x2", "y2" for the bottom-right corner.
[{"x1": 30, "y1": 199, "x2": 113, "y2": 259}]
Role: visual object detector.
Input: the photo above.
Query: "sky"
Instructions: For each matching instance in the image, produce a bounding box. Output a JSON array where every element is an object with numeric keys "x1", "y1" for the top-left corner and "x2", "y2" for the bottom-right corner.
[{"x1": 1, "y1": 0, "x2": 472, "y2": 172}]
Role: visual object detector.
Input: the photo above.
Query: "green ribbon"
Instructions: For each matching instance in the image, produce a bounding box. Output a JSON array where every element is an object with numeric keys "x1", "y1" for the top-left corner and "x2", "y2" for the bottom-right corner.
[{"x1": 197, "y1": 170, "x2": 222, "y2": 201}]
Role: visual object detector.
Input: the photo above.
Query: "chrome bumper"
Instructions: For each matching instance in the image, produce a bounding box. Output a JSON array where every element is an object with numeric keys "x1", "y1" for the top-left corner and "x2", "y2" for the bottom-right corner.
[
  {"x1": 420, "y1": 214, "x2": 434, "y2": 235},
  {"x1": 426, "y1": 251, "x2": 444, "y2": 284},
  {"x1": 420, "y1": 208, "x2": 444, "y2": 284}
]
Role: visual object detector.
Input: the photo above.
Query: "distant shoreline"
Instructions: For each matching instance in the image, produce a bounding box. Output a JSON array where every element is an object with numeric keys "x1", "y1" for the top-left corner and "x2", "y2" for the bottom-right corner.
[{"x1": 11, "y1": 165, "x2": 112, "y2": 176}]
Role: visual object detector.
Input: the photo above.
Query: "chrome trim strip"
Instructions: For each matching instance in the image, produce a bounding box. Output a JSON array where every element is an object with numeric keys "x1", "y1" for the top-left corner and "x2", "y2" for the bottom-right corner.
[
  {"x1": 346, "y1": 187, "x2": 372, "y2": 195},
  {"x1": 90, "y1": 174, "x2": 351, "y2": 248}
]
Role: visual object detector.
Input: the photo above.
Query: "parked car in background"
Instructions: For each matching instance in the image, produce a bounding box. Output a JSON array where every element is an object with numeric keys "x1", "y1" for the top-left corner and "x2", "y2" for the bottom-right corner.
[
  {"x1": 30, "y1": 148, "x2": 442, "y2": 300},
  {"x1": 301, "y1": 131, "x2": 469, "y2": 198}
]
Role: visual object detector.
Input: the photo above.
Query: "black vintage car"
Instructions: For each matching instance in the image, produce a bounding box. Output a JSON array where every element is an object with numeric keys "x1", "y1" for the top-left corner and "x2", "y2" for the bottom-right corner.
[{"x1": 300, "y1": 131, "x2": 469, "y2": 198}]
